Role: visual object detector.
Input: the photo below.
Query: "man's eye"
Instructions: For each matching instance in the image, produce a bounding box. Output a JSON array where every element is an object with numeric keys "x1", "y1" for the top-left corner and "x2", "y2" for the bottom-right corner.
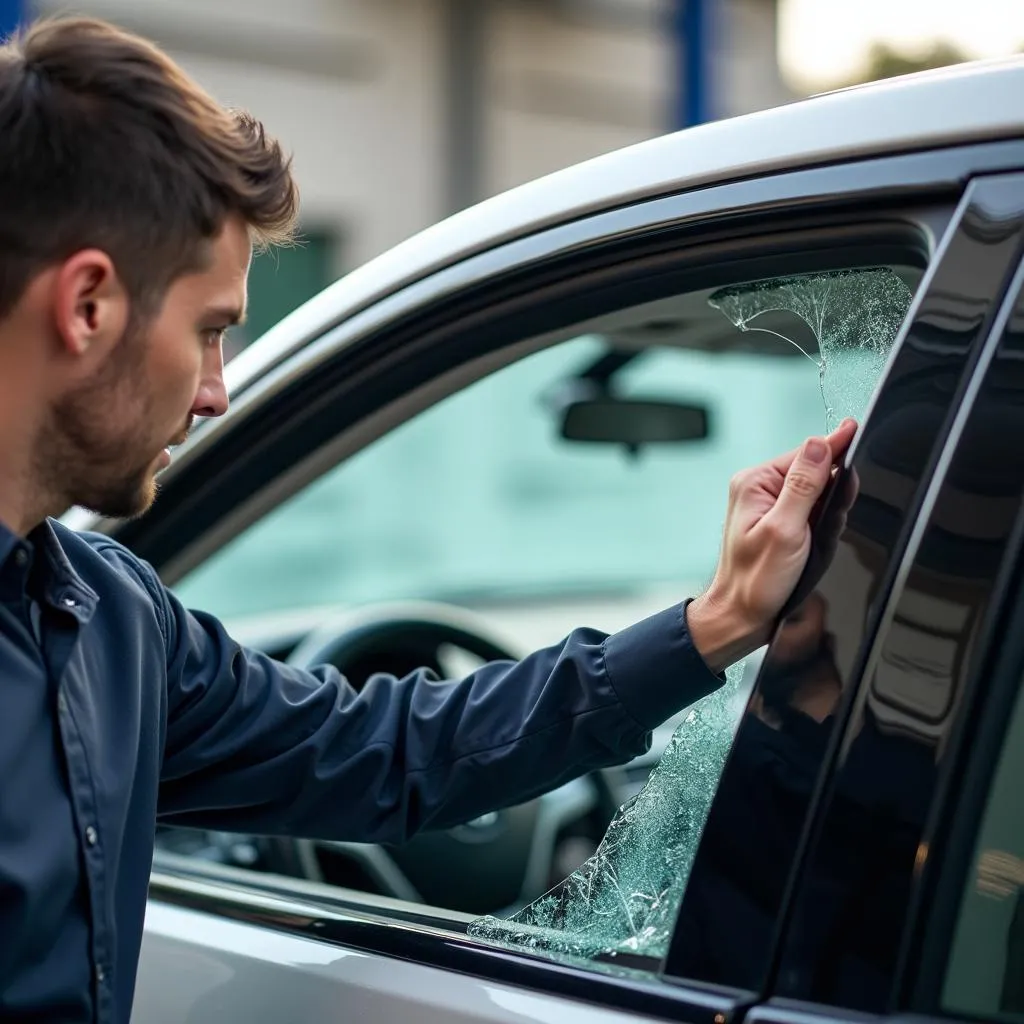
[{"x1": 203, "y1": 328, "x2": 227, "y2": 346}]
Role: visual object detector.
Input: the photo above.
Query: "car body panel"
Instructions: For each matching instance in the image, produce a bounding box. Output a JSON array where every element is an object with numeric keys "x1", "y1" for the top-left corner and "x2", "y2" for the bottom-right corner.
[
  {"x1": 139, "y1": 866, "x2": 743, "y2": 1024},
  {"x1": 139, "y1": 902, "x2": 656, "y2": 1024}
]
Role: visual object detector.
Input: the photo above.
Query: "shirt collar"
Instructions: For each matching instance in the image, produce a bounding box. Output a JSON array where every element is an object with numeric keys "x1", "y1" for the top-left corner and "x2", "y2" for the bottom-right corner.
[
  {"x1": 0, "y1": 517, "x2": 98, "y2": 618},
  {"x1": 33, "y1": 519, "x2": 99, "y2": 618}
]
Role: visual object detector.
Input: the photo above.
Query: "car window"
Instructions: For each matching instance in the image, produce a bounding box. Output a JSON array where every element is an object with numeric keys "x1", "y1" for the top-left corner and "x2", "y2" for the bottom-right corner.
[
  {"x1": 943, "y1": 670, "x2": 1024, "y2": 1022},
  {"x1": 170, "y1": 259, "x2": 920, "y2": 977},
  {"x1": 177, "y1": 267, "x2": 911, "y2": 627}
]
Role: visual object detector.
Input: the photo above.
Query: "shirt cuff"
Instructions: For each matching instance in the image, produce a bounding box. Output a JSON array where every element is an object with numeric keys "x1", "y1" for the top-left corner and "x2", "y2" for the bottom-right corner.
[{"x1": 602, "y1": 600, "x2": 725, "y2": 730}]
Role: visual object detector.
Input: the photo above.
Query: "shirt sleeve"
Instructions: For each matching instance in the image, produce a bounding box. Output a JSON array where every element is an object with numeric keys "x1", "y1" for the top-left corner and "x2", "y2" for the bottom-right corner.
[{"x1": 128, "y1": 552, "x2": 722, "y2": 844}]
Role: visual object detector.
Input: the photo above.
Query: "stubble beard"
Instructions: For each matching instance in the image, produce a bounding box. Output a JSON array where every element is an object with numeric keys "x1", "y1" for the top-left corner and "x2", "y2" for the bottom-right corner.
[{"x1": 36, "y1": 321, "x2": 161, "y2": 521}]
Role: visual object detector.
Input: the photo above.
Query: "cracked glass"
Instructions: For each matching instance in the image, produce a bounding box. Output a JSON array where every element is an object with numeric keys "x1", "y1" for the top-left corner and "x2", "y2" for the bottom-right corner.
[
  {"x1": 468, "y1": 660, "x2": 752, "y2": 962},
  {"x1": 468, "y1": 266, "x2": 915, "y2": 966},
  {"x1": 709, "y1": 268, "x2": 912, "y2": 432}
]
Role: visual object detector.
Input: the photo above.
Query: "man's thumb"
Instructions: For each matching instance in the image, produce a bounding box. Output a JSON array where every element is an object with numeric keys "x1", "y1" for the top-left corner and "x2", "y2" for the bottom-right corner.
[{"x1": 771, "y1": 437, "x2": 832, "y2": 524}]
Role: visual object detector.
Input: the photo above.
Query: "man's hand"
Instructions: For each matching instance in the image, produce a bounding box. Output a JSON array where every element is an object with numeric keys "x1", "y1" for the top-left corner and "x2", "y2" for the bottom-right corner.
[{"x1": 687, "y1": 418, "x2": 859, "y2": 675}]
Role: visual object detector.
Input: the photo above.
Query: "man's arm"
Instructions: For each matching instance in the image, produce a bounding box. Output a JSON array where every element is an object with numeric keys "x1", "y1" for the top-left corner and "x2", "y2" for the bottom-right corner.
[
  {"x1": 145, "y1": 574, "x2": 719, "y2": 844},
  {"x1": 138, "y1": 417, "x2": 855, "y2": 845}
]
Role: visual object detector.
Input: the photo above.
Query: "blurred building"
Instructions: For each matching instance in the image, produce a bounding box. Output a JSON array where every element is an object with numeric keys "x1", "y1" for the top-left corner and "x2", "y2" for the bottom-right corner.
[{"x1": 32, "y1": 0, "x2": 792, "y2": 346}]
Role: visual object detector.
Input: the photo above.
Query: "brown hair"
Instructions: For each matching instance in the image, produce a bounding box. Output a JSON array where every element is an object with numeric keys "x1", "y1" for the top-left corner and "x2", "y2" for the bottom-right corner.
[{"x1": 0, "y1": 16, "x2": 298, "y2": 318}]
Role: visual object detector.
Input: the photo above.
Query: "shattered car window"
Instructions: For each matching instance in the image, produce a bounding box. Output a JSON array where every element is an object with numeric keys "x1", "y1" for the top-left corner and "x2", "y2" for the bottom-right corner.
[
  {"x1": 709, "y1": 268, "x2": 912, "y2": 432},
  {"x1": 468, "y1": 267, "x2": 914, "y2": 966},
  {"x1": 469, "y1": 660, "x2": 752, "y2": 961}
]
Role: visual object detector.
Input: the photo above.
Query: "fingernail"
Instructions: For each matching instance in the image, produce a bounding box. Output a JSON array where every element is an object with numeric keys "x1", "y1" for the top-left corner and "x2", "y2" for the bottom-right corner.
[{"x1": 804, "y1": 438, "x2": 828, "y2": 464}]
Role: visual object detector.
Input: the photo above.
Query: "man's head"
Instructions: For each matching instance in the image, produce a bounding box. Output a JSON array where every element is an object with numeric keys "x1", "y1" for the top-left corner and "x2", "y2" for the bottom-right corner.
[
  {"x1": 757, "y1": 592, "x2": 841, "y2": 723},
  {"x1": 0, "y1": 16, "x2": 298, "y2": 530}
]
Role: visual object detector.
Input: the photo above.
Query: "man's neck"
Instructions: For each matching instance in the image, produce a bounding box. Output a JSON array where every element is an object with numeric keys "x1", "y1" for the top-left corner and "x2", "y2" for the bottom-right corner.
[
  {"x1": 0, "y1": 309, "x2": 77, "y2": 534},
  {"x1": 0, "y1": 476, "x2": 57, "y2": 539},
  {"x1": 0, "y1": 393, "x2": 62, "y2": 538}
]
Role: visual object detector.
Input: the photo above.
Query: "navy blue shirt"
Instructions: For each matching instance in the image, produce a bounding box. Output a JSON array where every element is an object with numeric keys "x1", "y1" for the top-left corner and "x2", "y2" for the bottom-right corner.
[{"x1": 0, "y1": 518, "x2": 720, "y2": 1023}]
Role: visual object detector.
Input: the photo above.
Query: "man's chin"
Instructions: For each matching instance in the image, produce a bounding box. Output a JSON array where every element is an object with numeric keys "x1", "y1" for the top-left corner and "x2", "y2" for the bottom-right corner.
[
  {"x1": 758, "y1": 646, "x2": 840, "y2": 710},
  {"x1": 80, "y1": 474, "x2": 159, "y2": 521},
  {"x1": 125, "y1": 474, "x2": 159, "y2": 519}
]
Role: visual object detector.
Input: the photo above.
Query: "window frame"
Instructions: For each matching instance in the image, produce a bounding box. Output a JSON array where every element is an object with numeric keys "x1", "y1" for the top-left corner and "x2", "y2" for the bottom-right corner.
[{"x1": 113, "y1": 140, "x2": 1024, "y2": 1019}]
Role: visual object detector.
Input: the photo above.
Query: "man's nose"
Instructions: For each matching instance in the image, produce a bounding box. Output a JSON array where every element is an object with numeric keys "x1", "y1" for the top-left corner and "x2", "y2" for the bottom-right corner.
[{"x1": 191, "y1": 368, "x2": 229, "y2": 419}]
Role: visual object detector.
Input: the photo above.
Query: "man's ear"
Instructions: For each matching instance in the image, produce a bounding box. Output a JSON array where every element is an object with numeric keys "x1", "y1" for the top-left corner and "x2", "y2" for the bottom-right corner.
[{"x1": 52, "y1": 249, "x2": 129, "y2": 360}]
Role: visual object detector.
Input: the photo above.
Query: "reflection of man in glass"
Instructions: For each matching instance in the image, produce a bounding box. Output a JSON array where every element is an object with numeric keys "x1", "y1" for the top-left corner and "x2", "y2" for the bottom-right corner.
[
  {"x1": 670, "y1": 592, "x2": 843, "y2": 987},
  {"x1": 676, "y1": 586, "x2": 942, "y2": 1002},
  {"x1": 754, "y1": 592, "x2": 842, "y2": 729}
]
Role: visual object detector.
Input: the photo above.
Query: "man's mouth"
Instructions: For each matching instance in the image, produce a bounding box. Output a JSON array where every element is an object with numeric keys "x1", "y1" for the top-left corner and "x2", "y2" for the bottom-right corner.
[
  {"x1": 158, "y1": 420, "x2": 194, "y2": 470},
  {"x1": 157, "y1": 440, "x2": 185, "y2": 469}
]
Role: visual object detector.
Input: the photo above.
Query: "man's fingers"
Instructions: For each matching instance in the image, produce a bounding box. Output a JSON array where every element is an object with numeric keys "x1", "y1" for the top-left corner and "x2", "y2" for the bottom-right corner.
[
  {"x1": 766, "y1": 436, "x2": 835, "y2": 527},
  {"x1": 826, "y1": 418, "x2": 858, "y2": 464},
  {"x1": 702, "y1": 420, "x2": 861, "y2": 648},
  {"x1": 767, "y1": 418, "x2": 858, "y2": 478}
]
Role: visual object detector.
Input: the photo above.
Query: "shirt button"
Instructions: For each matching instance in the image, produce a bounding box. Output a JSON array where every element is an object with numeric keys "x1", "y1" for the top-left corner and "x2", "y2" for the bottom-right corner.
[
  {"x1": 57, "y1": 693, "x2": 68, "y2": 714},
  {"x1": 96, "y1": 964, "x2": 105, "y2": 984},
  {"x1": 85, "y1": 825, "x2": 98, "y2": 847},
  {"x1": 12, "y1": 549, "x2": 27, "y2": 568},
  {"x1": 62, "y1": 597, "x2": 77, "y2": 608}
]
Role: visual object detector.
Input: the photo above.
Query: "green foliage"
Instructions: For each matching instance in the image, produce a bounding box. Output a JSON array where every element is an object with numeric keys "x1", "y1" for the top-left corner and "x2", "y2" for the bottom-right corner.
[{"x1": 856, "y1": 40, "x2": 972, "y2": 83}]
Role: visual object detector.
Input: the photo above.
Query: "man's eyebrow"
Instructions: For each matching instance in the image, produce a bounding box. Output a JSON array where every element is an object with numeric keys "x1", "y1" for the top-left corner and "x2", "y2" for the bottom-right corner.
[{"x1": 205, "y1": 305, "x2": 246, "y2": 326}]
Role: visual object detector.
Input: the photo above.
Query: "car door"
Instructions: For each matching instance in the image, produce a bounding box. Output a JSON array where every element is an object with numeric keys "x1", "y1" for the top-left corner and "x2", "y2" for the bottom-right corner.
[
  {"x1": 109, "y1": 148, "x2": 1024, "y2": 1022},
  {"x1": 745, "y1": 180, "x2": 1024, "y2": 1024}
]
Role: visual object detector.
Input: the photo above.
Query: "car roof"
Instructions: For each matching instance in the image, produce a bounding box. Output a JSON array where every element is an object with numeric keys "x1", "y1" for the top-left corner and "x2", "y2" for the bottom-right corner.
[{"x1": 227, "y1": 56, "x2": 1024, "y2": 393}]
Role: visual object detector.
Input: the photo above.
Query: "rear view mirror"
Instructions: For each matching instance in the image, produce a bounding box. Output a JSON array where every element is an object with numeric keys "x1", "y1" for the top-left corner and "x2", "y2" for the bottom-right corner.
[{"x1": 560, "y1": 395, "x2": 709, "y2": 447}]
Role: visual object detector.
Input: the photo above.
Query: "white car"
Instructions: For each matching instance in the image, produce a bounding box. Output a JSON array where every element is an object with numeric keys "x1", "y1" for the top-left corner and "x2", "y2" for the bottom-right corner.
[{"x1": 77, "y1": 57, "x2": 1024, "y2": 1024}]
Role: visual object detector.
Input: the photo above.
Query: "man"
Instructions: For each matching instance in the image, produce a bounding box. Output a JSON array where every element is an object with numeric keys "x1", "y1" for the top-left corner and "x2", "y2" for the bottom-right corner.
[{"x1": 0, "y1": 15, "x2": 857, "y2": 1024}]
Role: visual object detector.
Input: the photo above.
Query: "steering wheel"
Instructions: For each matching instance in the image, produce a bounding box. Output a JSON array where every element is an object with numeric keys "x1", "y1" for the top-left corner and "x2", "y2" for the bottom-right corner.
[{"x1": 273, "y1": 602, "x2": 602, "y2": 915}]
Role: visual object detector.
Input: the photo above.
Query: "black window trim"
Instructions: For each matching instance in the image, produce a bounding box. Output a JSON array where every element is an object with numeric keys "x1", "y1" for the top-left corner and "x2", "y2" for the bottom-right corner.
[
  {"x1": 899, "y1": 256, "x2": 1024, "y2": 1018},
  {"x1": 858, "y1": 235, "x2": 1024, "y2": 1014}
]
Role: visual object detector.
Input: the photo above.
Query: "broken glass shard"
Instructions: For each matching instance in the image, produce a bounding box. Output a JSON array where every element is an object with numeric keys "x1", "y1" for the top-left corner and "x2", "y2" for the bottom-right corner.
[
  {"x1": 708, "y1": 268, "x2": 913, "y2": 432},
  {"x1": 467, "y1": 660, "x2": 753, "y2": 962}
]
